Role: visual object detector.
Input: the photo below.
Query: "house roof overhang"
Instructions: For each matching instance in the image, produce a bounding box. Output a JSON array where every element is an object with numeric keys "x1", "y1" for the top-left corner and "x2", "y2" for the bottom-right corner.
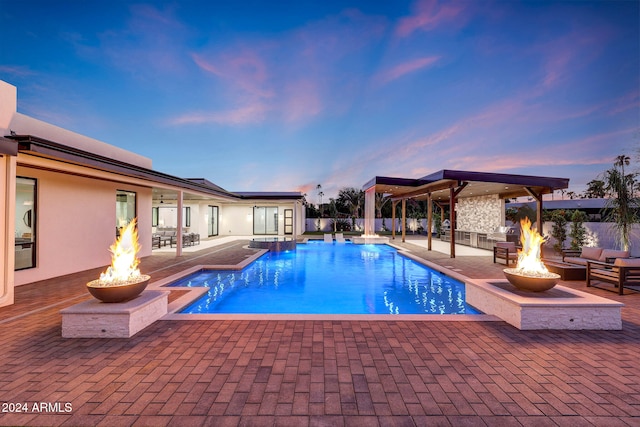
[
  {"x1": 0, "y1": 136, "x2": 18, "y2": 156},
  {"x1": 233, "y1": 191, "x2": 304, "y2": 201},
  {"x1": 8, "y1": 134, "x2": 305, "y2": 202},
  {"x1": 363, "y1": 169, "x2": 569, "y2": 203}
]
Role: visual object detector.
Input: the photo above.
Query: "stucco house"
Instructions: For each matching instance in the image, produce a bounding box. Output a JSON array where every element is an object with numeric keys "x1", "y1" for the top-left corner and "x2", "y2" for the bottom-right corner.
[{"x1": 0, "y1": 80, "x2": 305, "y2": 308}]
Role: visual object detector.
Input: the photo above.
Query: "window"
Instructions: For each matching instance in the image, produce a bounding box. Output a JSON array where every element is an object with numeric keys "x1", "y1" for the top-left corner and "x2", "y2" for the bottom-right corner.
[
  {"x1": 254, "y1": 206, "x2": 278, "y2": 235},
  {"x1": 116, "y1": 190, "x2": 136, "y2": 236},
  {"x1": 184, "y1": 207, "x2": 191, "y2": 228},
  {"x1": 152, "y1": 207, "x2": 159, "y2": 227},
  {"x1": 15, "y1": 177, "x2": 36, "y2": 270}
]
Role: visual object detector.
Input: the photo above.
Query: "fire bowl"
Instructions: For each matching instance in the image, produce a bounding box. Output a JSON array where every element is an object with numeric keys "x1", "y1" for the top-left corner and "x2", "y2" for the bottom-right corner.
[
  {"x1": 86, "y1": 275, "x2": 151, "y2": 303},
  {"x1": 503, "y1": 269, "x2": 560, "y2": 292}
]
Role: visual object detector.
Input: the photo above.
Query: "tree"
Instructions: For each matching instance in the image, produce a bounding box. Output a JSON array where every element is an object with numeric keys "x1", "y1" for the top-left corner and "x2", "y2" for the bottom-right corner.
[
  {"x1": 507, "y1": 205, "x2": 536, "y2": 225},
  {"x1": 550, "y1": 210, "x2": 569, "y2": 254},
  {"x1": 316, "y1": 184, "x2": 324, "y2": 217},
  {"x1": 569, "y1": 210, "x2": 588, "y2": 250},
  {"x1": 602, "y1": 155, "x2": 640, "y2": 251},
  {"x1": 337, "y1": 187, "x2": 364, "y2": 230},
  {"x1": 583, "y1": 179, "x2": 606, "y2": 199},
  {"x1": 375, "y1": 193, "x2": 390, "y2": 218},
  {"x1": 328, "y1": 198, "x2": 338, "y2": 232}
]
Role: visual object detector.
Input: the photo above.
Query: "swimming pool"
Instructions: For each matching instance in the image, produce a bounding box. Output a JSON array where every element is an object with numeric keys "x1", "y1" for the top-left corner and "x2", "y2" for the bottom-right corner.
[{"x1": 170, "y1": 241, "x2": 480, "y2": 315}]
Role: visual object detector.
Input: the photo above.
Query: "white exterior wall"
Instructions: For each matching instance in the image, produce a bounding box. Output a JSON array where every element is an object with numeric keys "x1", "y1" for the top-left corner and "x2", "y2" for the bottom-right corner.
[
  {"x1": 219, "y1": 203, "x2": 300, "y2": 236},
  {"x1": 0, "y1": 154, "x2": 16, "y2": 307},
  {"x1": 14, "y1": 165, "x2": 152, "y2": 286}
]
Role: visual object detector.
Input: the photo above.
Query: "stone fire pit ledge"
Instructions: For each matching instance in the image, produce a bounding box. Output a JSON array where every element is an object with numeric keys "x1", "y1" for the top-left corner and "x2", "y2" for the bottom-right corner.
[
  {"x1": 61, "y1": 290, "x2": 168, "y2": 338},
  {"x1": 465, "y1": 279, "x2": 623, "y2": 330}
]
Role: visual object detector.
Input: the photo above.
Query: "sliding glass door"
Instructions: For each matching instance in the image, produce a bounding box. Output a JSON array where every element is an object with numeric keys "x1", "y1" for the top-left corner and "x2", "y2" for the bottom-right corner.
[
  {"x1": 208, "y1": 206, "x2": 219, "y2": 237},
  {"x1": 253, "y1": 206, "x2": 278, "y2": 235}
]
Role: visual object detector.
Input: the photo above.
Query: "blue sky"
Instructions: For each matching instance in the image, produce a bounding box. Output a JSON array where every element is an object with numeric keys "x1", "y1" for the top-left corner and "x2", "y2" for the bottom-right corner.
[{"x1": 1, "y1": 0, "x2": 638, "y2": 200}]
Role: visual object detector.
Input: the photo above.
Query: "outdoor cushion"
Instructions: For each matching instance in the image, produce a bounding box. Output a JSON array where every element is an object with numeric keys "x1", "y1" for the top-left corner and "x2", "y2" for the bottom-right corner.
[
  {"x1": 563, "y1": 257, "x2": 588, "y2": 266},
  {"x1": 614, "y1": 258, "x2": 640, "y2": 267},
  {"x1": 580, "y1": 247, "x2": 603, "y2": 260},
  {"x1": 599, "y1": 249, "x2": 630, "y2": 262}
]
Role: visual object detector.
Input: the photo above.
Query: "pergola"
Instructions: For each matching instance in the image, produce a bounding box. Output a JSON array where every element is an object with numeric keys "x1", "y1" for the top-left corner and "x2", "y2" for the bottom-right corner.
[{"x1": 362, "y1": 169, "x2": 569, "y2": 257}]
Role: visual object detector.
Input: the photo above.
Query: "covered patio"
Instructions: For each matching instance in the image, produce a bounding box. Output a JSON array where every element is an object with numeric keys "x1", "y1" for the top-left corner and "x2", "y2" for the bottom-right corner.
[{"x1": 363, "y1": 170, "x2": 569, "y2": 257}]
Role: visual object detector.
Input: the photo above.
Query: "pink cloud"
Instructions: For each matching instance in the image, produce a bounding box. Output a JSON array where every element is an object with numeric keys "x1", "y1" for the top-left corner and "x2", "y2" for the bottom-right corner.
[
  {"x1": 170, "y1": 103, "x2": 268, "y2": 126},
  {"x1": 395, "y1": 0, "x2": 466, "y2": 38},
  {"x1": 0, "y1": 65, "x2": 36, "y2": 77},
  {"x1": 608, "y1": 90, "x2": 640, "y2": 116},
  {"x1": 281, "y1": 79, "x2": 323, "y2": 123},
  {"x1": 192, "y1": 50, "x2": 274, "y2": 99},
  {"x1": 376, "y1": 56, "x2": 441, "y2": 84}
]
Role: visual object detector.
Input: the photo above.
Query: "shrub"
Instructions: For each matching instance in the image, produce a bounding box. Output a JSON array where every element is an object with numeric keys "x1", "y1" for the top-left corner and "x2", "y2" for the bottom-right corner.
[
  {"x1": 331, "y1": 218, "x2": 351, "y2": 232},
  {"x1": 550, "y1": 210, "x2": 569, "y2": 254},
  {"x1": 569, "y1": 210, "x2": 588, "y2": 250}
]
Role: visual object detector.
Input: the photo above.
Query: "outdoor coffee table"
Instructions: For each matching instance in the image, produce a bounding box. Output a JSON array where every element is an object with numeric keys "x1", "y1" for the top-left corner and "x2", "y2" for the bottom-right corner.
[{"x1": 543, "y1": 260, "x2": 586, "y2": 281}]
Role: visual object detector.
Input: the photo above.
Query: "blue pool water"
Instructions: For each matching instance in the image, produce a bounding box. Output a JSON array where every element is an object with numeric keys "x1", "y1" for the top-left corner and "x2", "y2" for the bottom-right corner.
[{"x1": 172, "y1": 242, "x2": 480, "y2": 315}]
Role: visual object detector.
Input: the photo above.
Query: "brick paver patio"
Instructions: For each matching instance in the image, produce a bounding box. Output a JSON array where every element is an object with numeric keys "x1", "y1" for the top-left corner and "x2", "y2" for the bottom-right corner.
[{"x1": 0, "y1": 237, "x2": 638, "y2": 426}]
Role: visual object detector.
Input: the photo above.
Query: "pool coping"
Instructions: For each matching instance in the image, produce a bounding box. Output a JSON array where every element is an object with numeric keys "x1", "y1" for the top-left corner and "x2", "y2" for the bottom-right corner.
[{"x1": 148, "y1": 243, "x2": 502, "y2": 322}]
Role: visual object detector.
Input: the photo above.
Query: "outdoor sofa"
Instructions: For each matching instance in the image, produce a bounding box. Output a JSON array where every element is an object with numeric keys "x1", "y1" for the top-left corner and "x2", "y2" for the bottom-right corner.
[
  {"x1": 152, "y1": 228, "x2": 200, "y2": 249},
  {"x1": 562, "y1": 247, "x2": 630, "y2": 266}
]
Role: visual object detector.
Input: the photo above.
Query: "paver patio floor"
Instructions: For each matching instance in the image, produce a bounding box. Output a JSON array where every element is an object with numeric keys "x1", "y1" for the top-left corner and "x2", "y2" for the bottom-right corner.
[{"x1": 0, "y1": 237, "x2": 639, "y2": 426}]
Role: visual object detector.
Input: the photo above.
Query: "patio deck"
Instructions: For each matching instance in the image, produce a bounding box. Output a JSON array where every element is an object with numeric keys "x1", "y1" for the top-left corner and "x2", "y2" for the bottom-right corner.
[{"x1": 1, "y1": 237, "x2": 639, "y2": 426}]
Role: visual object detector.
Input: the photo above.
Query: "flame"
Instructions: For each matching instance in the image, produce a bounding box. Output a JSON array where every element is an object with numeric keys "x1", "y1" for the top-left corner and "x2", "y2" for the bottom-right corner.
[
  {"x1": 99, "y1": 218, "x2": 142, "y2": 284},
  {"x1": 515, "y1": 218, "x2": 550, "y2": 275}
]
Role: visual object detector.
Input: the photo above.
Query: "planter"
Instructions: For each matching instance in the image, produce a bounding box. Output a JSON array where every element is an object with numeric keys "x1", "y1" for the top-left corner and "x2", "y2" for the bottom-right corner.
[
  {"x1": 87, "y1": 275, "x2": 151, "y2": 303},
  {"x1": 503, "y1": 269, "x2": 559, "y2": 292}
]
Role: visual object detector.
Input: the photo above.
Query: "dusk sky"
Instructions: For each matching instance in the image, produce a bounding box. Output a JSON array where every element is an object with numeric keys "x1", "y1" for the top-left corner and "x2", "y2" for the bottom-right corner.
[{"x1": 1, "y1": 0, "x2": 638, "y2": 201}]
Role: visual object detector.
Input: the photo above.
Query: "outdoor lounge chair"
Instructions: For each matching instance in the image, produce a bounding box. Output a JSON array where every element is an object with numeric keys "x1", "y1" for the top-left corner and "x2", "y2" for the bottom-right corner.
[
  {"x1": 587, "y1": 257, "x2": 640, "y2": 295},
  {"x1": 335, "y1": 233, "x2": 346, "y2": 243},
  {"x1": 323, "y1": 233, "x2": 333, "y2": 243},
  {"x1": 493, "y1": 241, "x2": 518, "y2": 266}
]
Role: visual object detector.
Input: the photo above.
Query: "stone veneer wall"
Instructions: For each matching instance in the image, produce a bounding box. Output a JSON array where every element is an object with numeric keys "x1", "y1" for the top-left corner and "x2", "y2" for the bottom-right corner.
[{"x1": 456, "y1": 194, "x2": 504, "y2": 233}]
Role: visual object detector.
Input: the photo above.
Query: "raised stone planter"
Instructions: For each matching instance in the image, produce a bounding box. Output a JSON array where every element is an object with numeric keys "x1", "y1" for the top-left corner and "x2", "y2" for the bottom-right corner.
[{"x1": 61, "y1": 290, "x2": 168, "y2": 338}]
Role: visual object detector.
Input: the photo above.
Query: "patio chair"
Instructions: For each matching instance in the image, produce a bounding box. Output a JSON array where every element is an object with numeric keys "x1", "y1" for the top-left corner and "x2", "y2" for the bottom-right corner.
[
  {"x1": 335, "y1": 233, "x2": 346, "y2": 243},
  {"x1": 493, "y1": 241, "x2": 518, "y2": 266},
  {"x1": 587, "y1": 257, "x2": 640, "y2": 295},
  {"x1": 323, "y1": 233, "x2": 333, "y2": 243}
]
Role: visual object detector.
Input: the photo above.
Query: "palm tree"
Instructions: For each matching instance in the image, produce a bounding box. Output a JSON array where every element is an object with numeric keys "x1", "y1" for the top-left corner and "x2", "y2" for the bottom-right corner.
[
  {"x1": 316, "y1": 184, "x2": 323, "y2": 216},
  {"x1": 338, "y1": 187, "x2": 364, "y2": 231},
  {"x1": 584, "y1": 179, "x2": 606, "y2": 198},
  {"x1": 603, "y1": 155, "x2": 639, "y2": 251}
]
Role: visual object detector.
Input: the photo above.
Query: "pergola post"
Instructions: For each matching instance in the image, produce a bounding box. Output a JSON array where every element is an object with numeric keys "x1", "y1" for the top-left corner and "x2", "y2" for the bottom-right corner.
[
  {"x1": 176, "y1": 190, "x2": 183, "y2": 257},
  {"x1": 391, "y1": 200, "x2": 397, "y2": 240},
  {"x1": 525, "y1": 187, "x2": 544, "y2": 234},
  {"x1": 401, "y1": 198, "x2": 406, "y2": 243},
  {"x1": 449, "y1": 187, "x2": 455, "y2": 258},
  {"x1": 427, "y1": 193, "x2": 432, "y2": 251}
]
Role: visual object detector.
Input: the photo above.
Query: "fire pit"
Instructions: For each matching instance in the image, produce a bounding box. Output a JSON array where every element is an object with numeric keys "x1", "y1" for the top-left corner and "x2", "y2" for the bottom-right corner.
[
  {"x1": 503, "y1": 218, "x2": 559, "y2": 292},
  {"x1": 88, "y1": 218, "x2": 150, "y2": 303}
]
